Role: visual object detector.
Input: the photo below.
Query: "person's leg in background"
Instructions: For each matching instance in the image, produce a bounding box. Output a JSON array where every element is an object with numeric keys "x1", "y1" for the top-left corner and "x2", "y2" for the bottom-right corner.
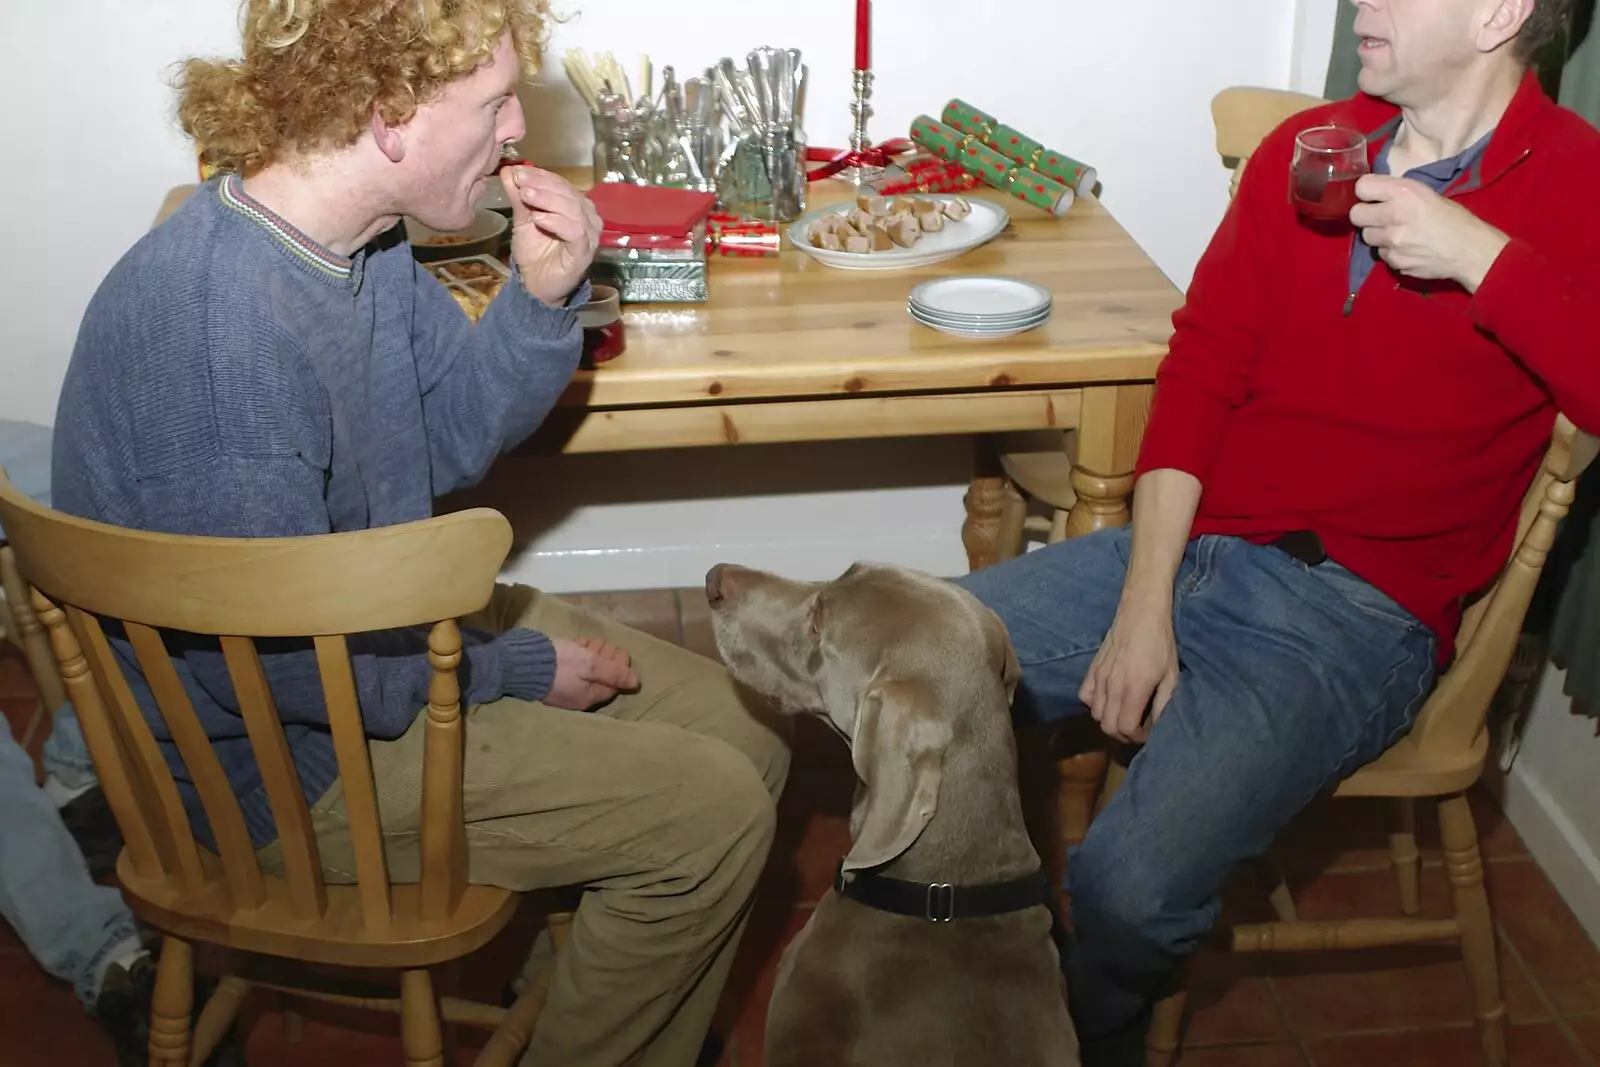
[
  {"x1": 40, "y1": 701, "x2": 126, "y2": 883},
  {"x1": 0, "y1": 705, "x2": 154, "y2": 1065}
]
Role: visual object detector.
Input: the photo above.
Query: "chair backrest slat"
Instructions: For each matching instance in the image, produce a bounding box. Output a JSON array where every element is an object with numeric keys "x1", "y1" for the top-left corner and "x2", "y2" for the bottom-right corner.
[
  {"x1": 1212, "y1": 86, "x2": 1328, "y2": 162},
  {"x1": 220, "y1": 636, "x2": 327, "y2": 921},
  {"x1": 313, "y1": 634, "x2": 392, "y2": 932},
  {"x1": 32, "y1": 593, "x2": 168, "y2": 882},
  {"x1": 1212, "y1": 86, "x2": 1328, "y2": 199},
  {"x1": 126, "y1": 621, "x2": 267, "y2": 911},
  {"x1": 419, "y1": 620, "x2": 467, "y2": 922},
  {"x1": 69, "y1": 606, "x2": 207, "y2": 892}
]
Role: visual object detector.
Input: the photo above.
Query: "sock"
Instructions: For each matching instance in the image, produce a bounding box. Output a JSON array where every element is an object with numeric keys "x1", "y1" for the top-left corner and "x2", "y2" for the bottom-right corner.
[
  {"x1": 42, "y1": 773, "x2": 97, "y2": 808},
  {"x1": 93, "y1": 935, "x2": 150, "y2": 1000}
]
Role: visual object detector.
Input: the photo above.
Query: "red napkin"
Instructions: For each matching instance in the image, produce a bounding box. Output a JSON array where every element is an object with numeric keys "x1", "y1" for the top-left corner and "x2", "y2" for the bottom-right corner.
[{"x1": 585, "y1": 182, "x2": 717, "y2": 236}]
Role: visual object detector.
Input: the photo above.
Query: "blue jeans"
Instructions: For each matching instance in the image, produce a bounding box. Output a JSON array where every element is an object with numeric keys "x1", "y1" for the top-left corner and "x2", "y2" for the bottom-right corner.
[
  {"x1": 0, "y1": 703, "x2": 136, "y2": 1006},
  {"x1": 955, "y1": 527, "x2": 1436, "y2": 1057}
]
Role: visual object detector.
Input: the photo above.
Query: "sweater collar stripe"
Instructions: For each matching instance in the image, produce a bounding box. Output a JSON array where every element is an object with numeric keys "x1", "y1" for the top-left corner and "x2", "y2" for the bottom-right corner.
[{"x1": 218, "y1": 175, "x2": 354, "y2": 280}]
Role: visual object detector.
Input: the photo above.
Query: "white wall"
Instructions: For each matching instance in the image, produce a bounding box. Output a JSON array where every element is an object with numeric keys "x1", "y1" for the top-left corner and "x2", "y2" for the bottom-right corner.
[
  {"x1": 0, "y1": 0, "x2": 1308, "y2": 592},
  {"x1": 1496, "y1": 666, "x2": 1600, "y2": 945},
  {"x1": 1292, "y1": 0, "x2": 1341, "y2": 96}
]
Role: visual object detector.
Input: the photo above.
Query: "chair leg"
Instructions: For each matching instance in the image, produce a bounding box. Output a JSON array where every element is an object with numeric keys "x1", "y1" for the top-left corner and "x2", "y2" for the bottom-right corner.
[
  {"x1": 435, "y1": 960, "x2": 463, "y2": 1064},
  {"x1": 1439, "y1": 792, "x2": 1506, "y2": 1067},
  {"x1": 1388, "y1": 797, "x2": 1421, "y2": 916},
  {"x1": 189, "y1": 975, "x2": 250, "y2": 1067},
  {"x1": 475, "y1": 911, "x2": 576, "y2": 1067},
  {"x1": 282, "y1": 1002, "x2": 304, "y2": 1043},
  {"x1": 1057, "y1": 750, "x2": 1110, "y2": 846},
  {"x1": 400, "y1": 969, "x2": 445, "y2": 1067},
  {"x1": 148, "y1": 936, "x2": 193, "y2": 1067},
  {"x1": 996, "y1": 482, "x2": 1029, "y2": 562},
  {"x1": 1146, "y1": 983, "x2": 1189, "y2": 1067},
  {"x1": 1257, "y1": 850, "x2": 1298, "y2": 922},
  {"x1": 1048, "y1": 507, "x2": 1070, "y2": 544}
]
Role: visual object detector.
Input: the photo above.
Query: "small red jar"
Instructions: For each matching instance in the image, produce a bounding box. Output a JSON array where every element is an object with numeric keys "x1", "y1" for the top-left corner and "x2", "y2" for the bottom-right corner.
[{"x1": 579, "y1": 284, "x2": 625, "y2": 367}]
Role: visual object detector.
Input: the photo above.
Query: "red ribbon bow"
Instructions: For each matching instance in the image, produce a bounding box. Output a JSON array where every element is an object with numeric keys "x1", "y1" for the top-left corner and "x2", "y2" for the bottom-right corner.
[{"x1": 804, "y1": 138, "x2": 916, "y2": 181}]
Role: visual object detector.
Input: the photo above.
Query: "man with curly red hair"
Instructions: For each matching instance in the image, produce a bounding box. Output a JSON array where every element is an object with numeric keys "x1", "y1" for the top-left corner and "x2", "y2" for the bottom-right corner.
[{"x1": 49, "y1": 3, "x2": 789, "y2": 1065}]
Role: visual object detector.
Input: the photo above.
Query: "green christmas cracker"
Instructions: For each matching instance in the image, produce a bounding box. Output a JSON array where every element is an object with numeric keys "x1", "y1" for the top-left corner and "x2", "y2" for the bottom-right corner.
[
  {"x1": 941, "y1": 98, "x2": 1098, "y2": 194},
  {"x1": 909, "y1": 115, "x2": 1075, "y2": 215}
]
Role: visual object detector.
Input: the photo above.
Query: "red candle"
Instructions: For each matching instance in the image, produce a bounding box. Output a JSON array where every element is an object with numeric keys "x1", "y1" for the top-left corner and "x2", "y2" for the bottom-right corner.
[{"x1": 854, "y1": 0, "x2": 871, "y2": 70}]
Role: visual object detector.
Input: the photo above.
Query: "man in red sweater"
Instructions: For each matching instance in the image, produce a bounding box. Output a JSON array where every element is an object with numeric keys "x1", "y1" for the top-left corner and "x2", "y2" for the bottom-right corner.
[{"x1": 958, "y1": 0, "x2": 1599, "y2": 1061}]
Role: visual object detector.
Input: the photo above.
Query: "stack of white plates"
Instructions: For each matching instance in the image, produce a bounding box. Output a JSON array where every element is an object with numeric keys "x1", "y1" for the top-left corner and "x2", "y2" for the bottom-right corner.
[{"x1": 908, "y1": 276, "x2": 1053, "y2": 339}]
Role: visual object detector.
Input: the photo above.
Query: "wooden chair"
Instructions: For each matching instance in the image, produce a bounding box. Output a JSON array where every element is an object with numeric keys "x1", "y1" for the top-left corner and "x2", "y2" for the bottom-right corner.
[
  {"x1": 1123, "y1": 415, "x2": 1598, "y2": 1067},
  {"x1": 992, "y1": 86, "x2": 1332, "y2": 849},
  {"x1": 0, "y1": 418, "x2": 70, "y2": 723},
  {"x1": 0, "y1": 468, "x2": 571, "y2": 1067},
  {"x1": 0, "y1": 543, "x2": 68, "y2": 722}
]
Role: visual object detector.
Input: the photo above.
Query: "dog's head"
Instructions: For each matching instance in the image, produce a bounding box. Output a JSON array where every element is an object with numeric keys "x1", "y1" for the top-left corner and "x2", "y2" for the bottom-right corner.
[{"x1": 706, "y1": 562, "x2": 1021, "y2": 873}]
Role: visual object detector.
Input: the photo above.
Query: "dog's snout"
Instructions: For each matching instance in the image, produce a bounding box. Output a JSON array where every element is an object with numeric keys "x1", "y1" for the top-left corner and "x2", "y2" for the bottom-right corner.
[{"x1": 706, "y1": 563, "x2": 737, "y2": 607}]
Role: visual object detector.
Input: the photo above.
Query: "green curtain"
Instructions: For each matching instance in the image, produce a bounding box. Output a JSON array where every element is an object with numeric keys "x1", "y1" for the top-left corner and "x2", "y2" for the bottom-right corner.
[
  {"x1": 1559, "y1": 2, "x2": 1600, "y2": 121},
  {"x1": 1323, "y1": 2, "x2": 1362, "y2": 100},
  {"x1": 1532, "y1": 2, "x2": 1600, "y2": 718}
]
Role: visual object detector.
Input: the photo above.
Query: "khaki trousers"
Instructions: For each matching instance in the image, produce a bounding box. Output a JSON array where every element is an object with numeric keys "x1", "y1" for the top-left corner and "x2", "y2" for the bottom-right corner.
[{"x1": 292, "y1": 584, "x2": 791, "y2": 1067}]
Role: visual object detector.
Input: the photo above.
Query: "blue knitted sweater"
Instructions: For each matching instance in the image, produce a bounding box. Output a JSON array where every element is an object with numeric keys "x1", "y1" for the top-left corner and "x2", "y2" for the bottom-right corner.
[{"x1": 52, "y1": 175, "x2": 578, "y2": 848}]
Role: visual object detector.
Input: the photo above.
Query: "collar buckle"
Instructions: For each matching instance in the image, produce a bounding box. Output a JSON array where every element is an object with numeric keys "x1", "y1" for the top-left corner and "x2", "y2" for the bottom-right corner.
[{"x1": 925, "y1": 882, "x2": 956, "y2": 923}]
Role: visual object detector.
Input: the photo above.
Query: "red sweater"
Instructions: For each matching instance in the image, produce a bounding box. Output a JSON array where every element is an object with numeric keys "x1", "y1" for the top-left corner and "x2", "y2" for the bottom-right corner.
[{"x1": 1135, "y1": 71, "x2": 1600, "y2": 665}]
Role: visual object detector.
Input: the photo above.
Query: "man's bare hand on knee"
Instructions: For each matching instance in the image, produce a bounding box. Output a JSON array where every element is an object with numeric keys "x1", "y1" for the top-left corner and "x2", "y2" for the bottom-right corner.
[
  {"x1": 1079, "y1": 603, "x2": 1180, "y2": 745},
  {"x1": 547, "y1": 637, "x2": 640, "y2": 710}
]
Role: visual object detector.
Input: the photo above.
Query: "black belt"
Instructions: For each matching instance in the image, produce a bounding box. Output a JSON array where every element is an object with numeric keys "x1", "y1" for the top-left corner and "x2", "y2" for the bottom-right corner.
[
  {"x1": 834, "y1": 862, "x2": 1054, "y2": 923},
  {"x1": 1268, "y1": 530, "x2": 1327, "y2": 566}
]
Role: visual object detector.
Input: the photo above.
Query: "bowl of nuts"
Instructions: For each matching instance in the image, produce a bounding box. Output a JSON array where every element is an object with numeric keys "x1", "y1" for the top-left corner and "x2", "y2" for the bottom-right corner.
[{"x1": 405, "y1": 208, "x2": 509, "y2": 263}]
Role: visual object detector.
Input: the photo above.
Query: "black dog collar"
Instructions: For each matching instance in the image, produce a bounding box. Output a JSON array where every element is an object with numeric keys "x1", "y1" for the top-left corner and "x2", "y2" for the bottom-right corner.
[{"x1": 834, "y1": 861, "x2": 1053, "y2": 923}]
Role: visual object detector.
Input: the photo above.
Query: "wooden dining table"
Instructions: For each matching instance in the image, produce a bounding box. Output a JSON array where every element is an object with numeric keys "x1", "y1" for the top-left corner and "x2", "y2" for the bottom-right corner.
[{"x1": 154, "y1": 169, "x2": 1182, "y2": 570}]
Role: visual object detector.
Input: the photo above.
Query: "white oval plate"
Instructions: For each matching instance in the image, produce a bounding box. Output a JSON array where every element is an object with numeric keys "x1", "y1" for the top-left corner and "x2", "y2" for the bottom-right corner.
[
  {"x1": 912, "y1": 316, "x2": 1050, "y2": 340},
  {"x1": 911, "y1": 311, "x2": 1053, "y2": 332},
  {"x1": 909, "y1": 302, "x2": 1052, "y2": 338},
  {"x1": 909, "y1": 275, "x2": 1053, "y2": 318},
  {"x1": 786, "y1": 196, "x2": 1010, "y2": 271},
  {"x1": 909, "y1": 304, "x2": 1053, "y2": 327}
]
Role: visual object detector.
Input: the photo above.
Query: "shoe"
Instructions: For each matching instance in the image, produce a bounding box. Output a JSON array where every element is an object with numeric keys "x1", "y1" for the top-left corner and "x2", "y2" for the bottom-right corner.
[
  {"x1": 1074, "y1": 1009, "x2": 1152, "y2": 1067},
  {"x1": 58, "y1": 785, "x2": 125, "y2": 884},
  {"x1": 93, "y1": 953, "x2": 247, "y2": 1067},
  {"x1": 93, "y1": 954, "x2": 156, "y2": 1067}
]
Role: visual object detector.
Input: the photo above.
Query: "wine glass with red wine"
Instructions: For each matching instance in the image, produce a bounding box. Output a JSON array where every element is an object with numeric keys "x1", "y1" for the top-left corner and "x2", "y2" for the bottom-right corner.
[{"x1": 1290, "y1": 125, "x2": 1369, "y2": 222}]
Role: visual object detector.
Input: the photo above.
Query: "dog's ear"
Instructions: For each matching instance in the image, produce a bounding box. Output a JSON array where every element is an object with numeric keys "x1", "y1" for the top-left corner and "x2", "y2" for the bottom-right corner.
[
  {"x1": 981, "y1": 607, "x2": 1022, "y2": 702},
  {"x1": 841, "y1": 677, "x2": 951, "y2": 873}
]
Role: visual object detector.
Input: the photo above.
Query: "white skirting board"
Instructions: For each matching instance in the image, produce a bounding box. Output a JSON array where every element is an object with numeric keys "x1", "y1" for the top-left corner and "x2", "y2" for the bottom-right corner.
[
  {"x1": 1492, "y1": 663, "x2": 1600, "y2": 949},
  {"x1": 501, "y1": 523, "x2": 973, "y2": 595},
  {"x1": 447, "y1": 436, "x2": 985, "y2": 594},
  {"x1": 1499, "y1": 766, "x2": 1600, "y2": 947}
]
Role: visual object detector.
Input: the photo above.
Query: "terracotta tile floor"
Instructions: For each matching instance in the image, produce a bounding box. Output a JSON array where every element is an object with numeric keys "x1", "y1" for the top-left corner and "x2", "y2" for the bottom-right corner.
[{"x1": 4, "y1": 588, "x2": 1600, "y2": 1066}]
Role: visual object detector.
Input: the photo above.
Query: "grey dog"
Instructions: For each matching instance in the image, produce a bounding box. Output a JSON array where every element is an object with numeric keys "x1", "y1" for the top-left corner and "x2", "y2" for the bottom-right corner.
[{"x1": 706, "y1": 561, "x2": 1080, "y2": 1067}]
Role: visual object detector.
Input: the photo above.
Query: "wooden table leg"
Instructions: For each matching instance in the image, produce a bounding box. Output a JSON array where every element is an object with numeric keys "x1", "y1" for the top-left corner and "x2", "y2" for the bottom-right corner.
[
  {"x1": 963, "y1": 438, "x2": 1009, "y2": 573},
  {"x1": 1064, "y1": 383, "x2": 1150, "y2": 538},
  {"x1": 1057, "y1": 383, "x2": 1153, "y2": 842}
]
